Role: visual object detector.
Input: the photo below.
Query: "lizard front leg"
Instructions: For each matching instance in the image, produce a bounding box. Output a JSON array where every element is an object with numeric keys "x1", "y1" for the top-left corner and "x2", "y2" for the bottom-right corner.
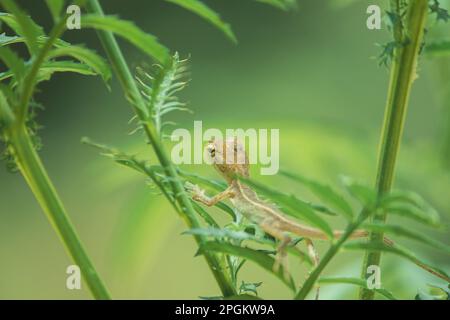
[{"x1": 185, "y1": 182, "x2": 234, "y2": 206}]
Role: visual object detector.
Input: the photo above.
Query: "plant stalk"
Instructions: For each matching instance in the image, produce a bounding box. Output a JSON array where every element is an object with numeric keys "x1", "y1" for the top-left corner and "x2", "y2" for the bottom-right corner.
[
  {"x1": 7, "y1": 126, "x2": 111, "y2": 299},
  {"x1": 295, "y1": 212, "x2": 369, "y2": 299},
  {"x1": 359, "y1": 0, "x2": 428, "y2": 300},
  {"x1": 86, "y1": 0, "x2": 236, "y2": 297}
]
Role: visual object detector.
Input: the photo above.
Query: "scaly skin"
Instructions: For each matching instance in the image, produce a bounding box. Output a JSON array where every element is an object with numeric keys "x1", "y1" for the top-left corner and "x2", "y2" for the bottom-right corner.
[{"x1": 186, "y1": 137, "x2": 450, "y2": 295}]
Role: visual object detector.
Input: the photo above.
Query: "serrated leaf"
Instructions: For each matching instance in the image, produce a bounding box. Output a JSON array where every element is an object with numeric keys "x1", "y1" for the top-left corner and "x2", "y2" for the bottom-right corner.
[
  {"x1": 384, "y1": 203, "x2": 440, "y2": 227},
  {"x1": 380, "y1": 190, "x2": 441, "y2": 227},
  {"x1": 199, "y1": 241, "x2": 296, "y2": 291},
  {"x1": 240, "y1": 177, "x2": 334, "y2": 239},
  {"x1": 81, "y1": 14, "x2": 169, "y2": 64},
  {"x1": 0, "y1": 4, "x2": 44, "y2": 55},
  {"x1": 45, "y1": 0, "x2": 65, "y2": 22},
  {"x1": 280, "y1": 169, "x2": 353, "y2": 220},
  {"x1": 362, "y1": 223, "x2": 450, "y2": 255},
  {"x1": 47, "y1": 45, "x2": 112, "y2": 84},
  {"x1": 344, "y1": 241, "x2": 450, "y2": 282},
  {"x1": 166, "y1": 0, "x2": 236, "y2": 43},
  {"x1": 0, "y1": 61, "x2": 99, "y2": 83},
  {"x1": 0, "y1": 34, "x2": 70, "y2": 48},
  {"x1": 318, "y1": 277, "x2": 396, "y2": 300},
  {"x1": 340, "y1": 176, "x2": 376, "y2": 207},
  {"x1": 137, "y1": 53, "x2": 189, "y2": 134},
  {"x1": 0, "y1": 46, "x2": 25, "y2": 83}
]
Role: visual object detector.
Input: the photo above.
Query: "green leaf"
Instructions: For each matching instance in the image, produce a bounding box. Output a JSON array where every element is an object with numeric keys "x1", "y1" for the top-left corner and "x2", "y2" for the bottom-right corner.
[
  {"x1": 280, "y1": 170, "x2": 354, "y2": 220},
  {"x1": 344, "y1": 241, "x2": 450, "y2": 282},
  {"x1": 0, "y1": 46, "x2": 25, "y2": 82},
  {"x1": 47, "y1": 45, "x2": 112, "y2": 84},
  {"x1": 318, "y1": 277, "x2": 397, "y2": 300},
  {"x1": 81, "y1": 14, "x2": 169, "y2": 64},
  {"x1": 425, "y1": 40, "x2": 450, "y2": 57},
  {"x1": 36, "y1": 61, "x2": 97, "y2": 80},
  {"x1": 184, "y1": 227, "x2": 275, "y2": 245},
  {"x1": 240, "y1": 177, "x2": 334, "y2": 239},
  {"x1": 199, "y1": 241, "x2": 296, "y2": 291},
  {"x1": 415, "y1": 284, "x2": 450, "y2": 300},
  {"x1": 380, "y1": 190, "x2": 440, "y2": 227},
  {"x1": 0, "y1": 34, "x2": 70, "y2": 48},
  {"x1": 239, "y1": 281, "x2": 262, "y2": 296},
  {"x1": 340, "y1": 176, "x2": 376, "y2": 207},
  {"x1": 0, "y1": 61, "x2": 101, "y2": 83},
  {"x1": 178, "y1": 169, "x2": 228, "y2": 191},
  {"x1": 136, "y1": 53, "x2": 190, "y2": 134},
  {"x1": 166, "y1": 0, "x2": 236, "y2": 43},
  {"x1": 45, "y1": 0, "x2": 65, "y2": 22},
  {"x1": 384, "y1": 203, "x2": 440, "y2": 227},
  {"x1": 362, "y1": 223, "x2": 450, "y2": 255},
  {"x1": 0, "y1": 5, "x2": 44, "y2": 55},
  {"x1": 255, "y1": 0, "x2": 297, "y2": 10},
  {"x1": 0, "y1": 88, "x2": 15, "y2": 125},
  {"x1": 0, "y1": 33, "x2": 20, "y2": 46},
  {"x1": 191, "y1": 202, "x2": 220, "y2": 228}
]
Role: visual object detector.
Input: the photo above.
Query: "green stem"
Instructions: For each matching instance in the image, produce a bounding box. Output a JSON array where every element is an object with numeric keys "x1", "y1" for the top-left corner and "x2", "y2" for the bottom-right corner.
[
  {"x1": 86, "y1": 0, "x2": 236, "y2": 297},
  {"x1": 359, "y1": 0, "x2": 428, "y2": 300},
  {"x1": 7, "y1": 126, "x2": 111, "y2": 299},
  {"x1": 295, "y1": 212, "x2": 369, "y2": 299}
]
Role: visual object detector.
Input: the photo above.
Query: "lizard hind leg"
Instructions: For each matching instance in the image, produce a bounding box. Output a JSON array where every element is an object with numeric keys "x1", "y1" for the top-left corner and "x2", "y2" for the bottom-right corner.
[
  {"x1": 305, "y1": 239, "x2": 320, "y2": 300},
  {"x1": 260, "y1": 220, "x2": 292, "y2": 281}
]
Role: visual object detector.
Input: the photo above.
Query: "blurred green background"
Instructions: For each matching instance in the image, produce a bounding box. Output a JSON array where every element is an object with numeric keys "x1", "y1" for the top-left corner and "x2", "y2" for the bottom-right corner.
[{"x1": 0, "y1": 0, "x2": 449, "y2": 299}]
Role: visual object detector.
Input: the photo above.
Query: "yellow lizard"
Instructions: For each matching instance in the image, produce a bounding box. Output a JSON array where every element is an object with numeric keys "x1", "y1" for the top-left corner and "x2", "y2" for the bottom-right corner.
[{"x1": 186, "y1": 137, "x2": 449, "y2": 294}]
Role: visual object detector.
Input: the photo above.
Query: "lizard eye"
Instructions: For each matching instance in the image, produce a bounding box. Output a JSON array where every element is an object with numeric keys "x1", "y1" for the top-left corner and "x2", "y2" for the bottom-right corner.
[{"x1": 208, "y1": 145, "x2": 215, "y2": 157}]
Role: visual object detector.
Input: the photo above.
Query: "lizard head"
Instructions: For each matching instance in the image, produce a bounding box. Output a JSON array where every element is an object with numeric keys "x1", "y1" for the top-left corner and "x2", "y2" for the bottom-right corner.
[{"x1": 206, "y1": 137, "x2": 249, "y2": 181}]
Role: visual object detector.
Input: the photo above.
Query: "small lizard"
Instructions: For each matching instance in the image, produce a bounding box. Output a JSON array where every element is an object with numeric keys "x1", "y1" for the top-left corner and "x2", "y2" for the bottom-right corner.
[{"x1": 186, "y1": 137, "x2": 449, "y2": 293}]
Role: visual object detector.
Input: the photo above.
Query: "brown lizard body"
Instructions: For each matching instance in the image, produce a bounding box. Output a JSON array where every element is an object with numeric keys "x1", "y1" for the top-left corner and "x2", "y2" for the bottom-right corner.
[{"x1": 186, "y1": 137, "x2": 449, "y2": 290}]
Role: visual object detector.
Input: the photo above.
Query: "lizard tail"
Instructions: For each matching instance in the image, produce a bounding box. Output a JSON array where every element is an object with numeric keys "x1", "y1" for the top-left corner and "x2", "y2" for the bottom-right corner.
[{"x1": 285, "y1": 222, "x2": 450, "y2": 282}]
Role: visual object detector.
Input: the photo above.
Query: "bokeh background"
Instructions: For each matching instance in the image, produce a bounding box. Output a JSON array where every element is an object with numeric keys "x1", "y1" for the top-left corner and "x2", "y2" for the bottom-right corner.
[{"x1": 0, "y1": 0, "x2": 449, "y2": 299}]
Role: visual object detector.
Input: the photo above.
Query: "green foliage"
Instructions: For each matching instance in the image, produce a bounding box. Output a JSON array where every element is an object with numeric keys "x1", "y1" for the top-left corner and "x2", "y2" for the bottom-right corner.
[
  {"x1": 429, "y1": 0, "x2": 450, "y2": 22},
  {"x1": 166, "y1": 0, "x2": 236, "y2": 43},
  {"x1": 345, "y1": 241, "x2": 450, "y2": 282},
  {"x1": 240, "y1": 176, "x2": 334, "y2": 239},
  {"x1": 0, "y1": 4, "x2": 43, "y2": 55},
  {"x1": 339, "y1": 176, "x2": 376, "y2": 208},
  {"x1": 198, "y1": 241, "x2": 296, "y2": 291},
  {"x1": 81, "y1": 14, "x2": 170, "y2": 64},
  {"x1": 239, "y1": 281, "x2": 263, "y2": 296},
  {"x1": 380, "y1": 189, "x2": 441, "y2": 227},
  {"x1": 415, "y1": 283, "x2": 450, "y2": 300},
  {"x1": 280, "y1": 169, "x2": 353, "y2": 220},
  {"x1": 136, "y1": 53, "x2": 190, "y2": 136},
  {"x1": 47, "y1": 45, "x2": 111, "y2": 83},
  {"x1": 45, "y1": 0, "x2": 65, "y2": 22},
  {"x1": 362, "y1": 222, "x2": 450, "y2": 254}
]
